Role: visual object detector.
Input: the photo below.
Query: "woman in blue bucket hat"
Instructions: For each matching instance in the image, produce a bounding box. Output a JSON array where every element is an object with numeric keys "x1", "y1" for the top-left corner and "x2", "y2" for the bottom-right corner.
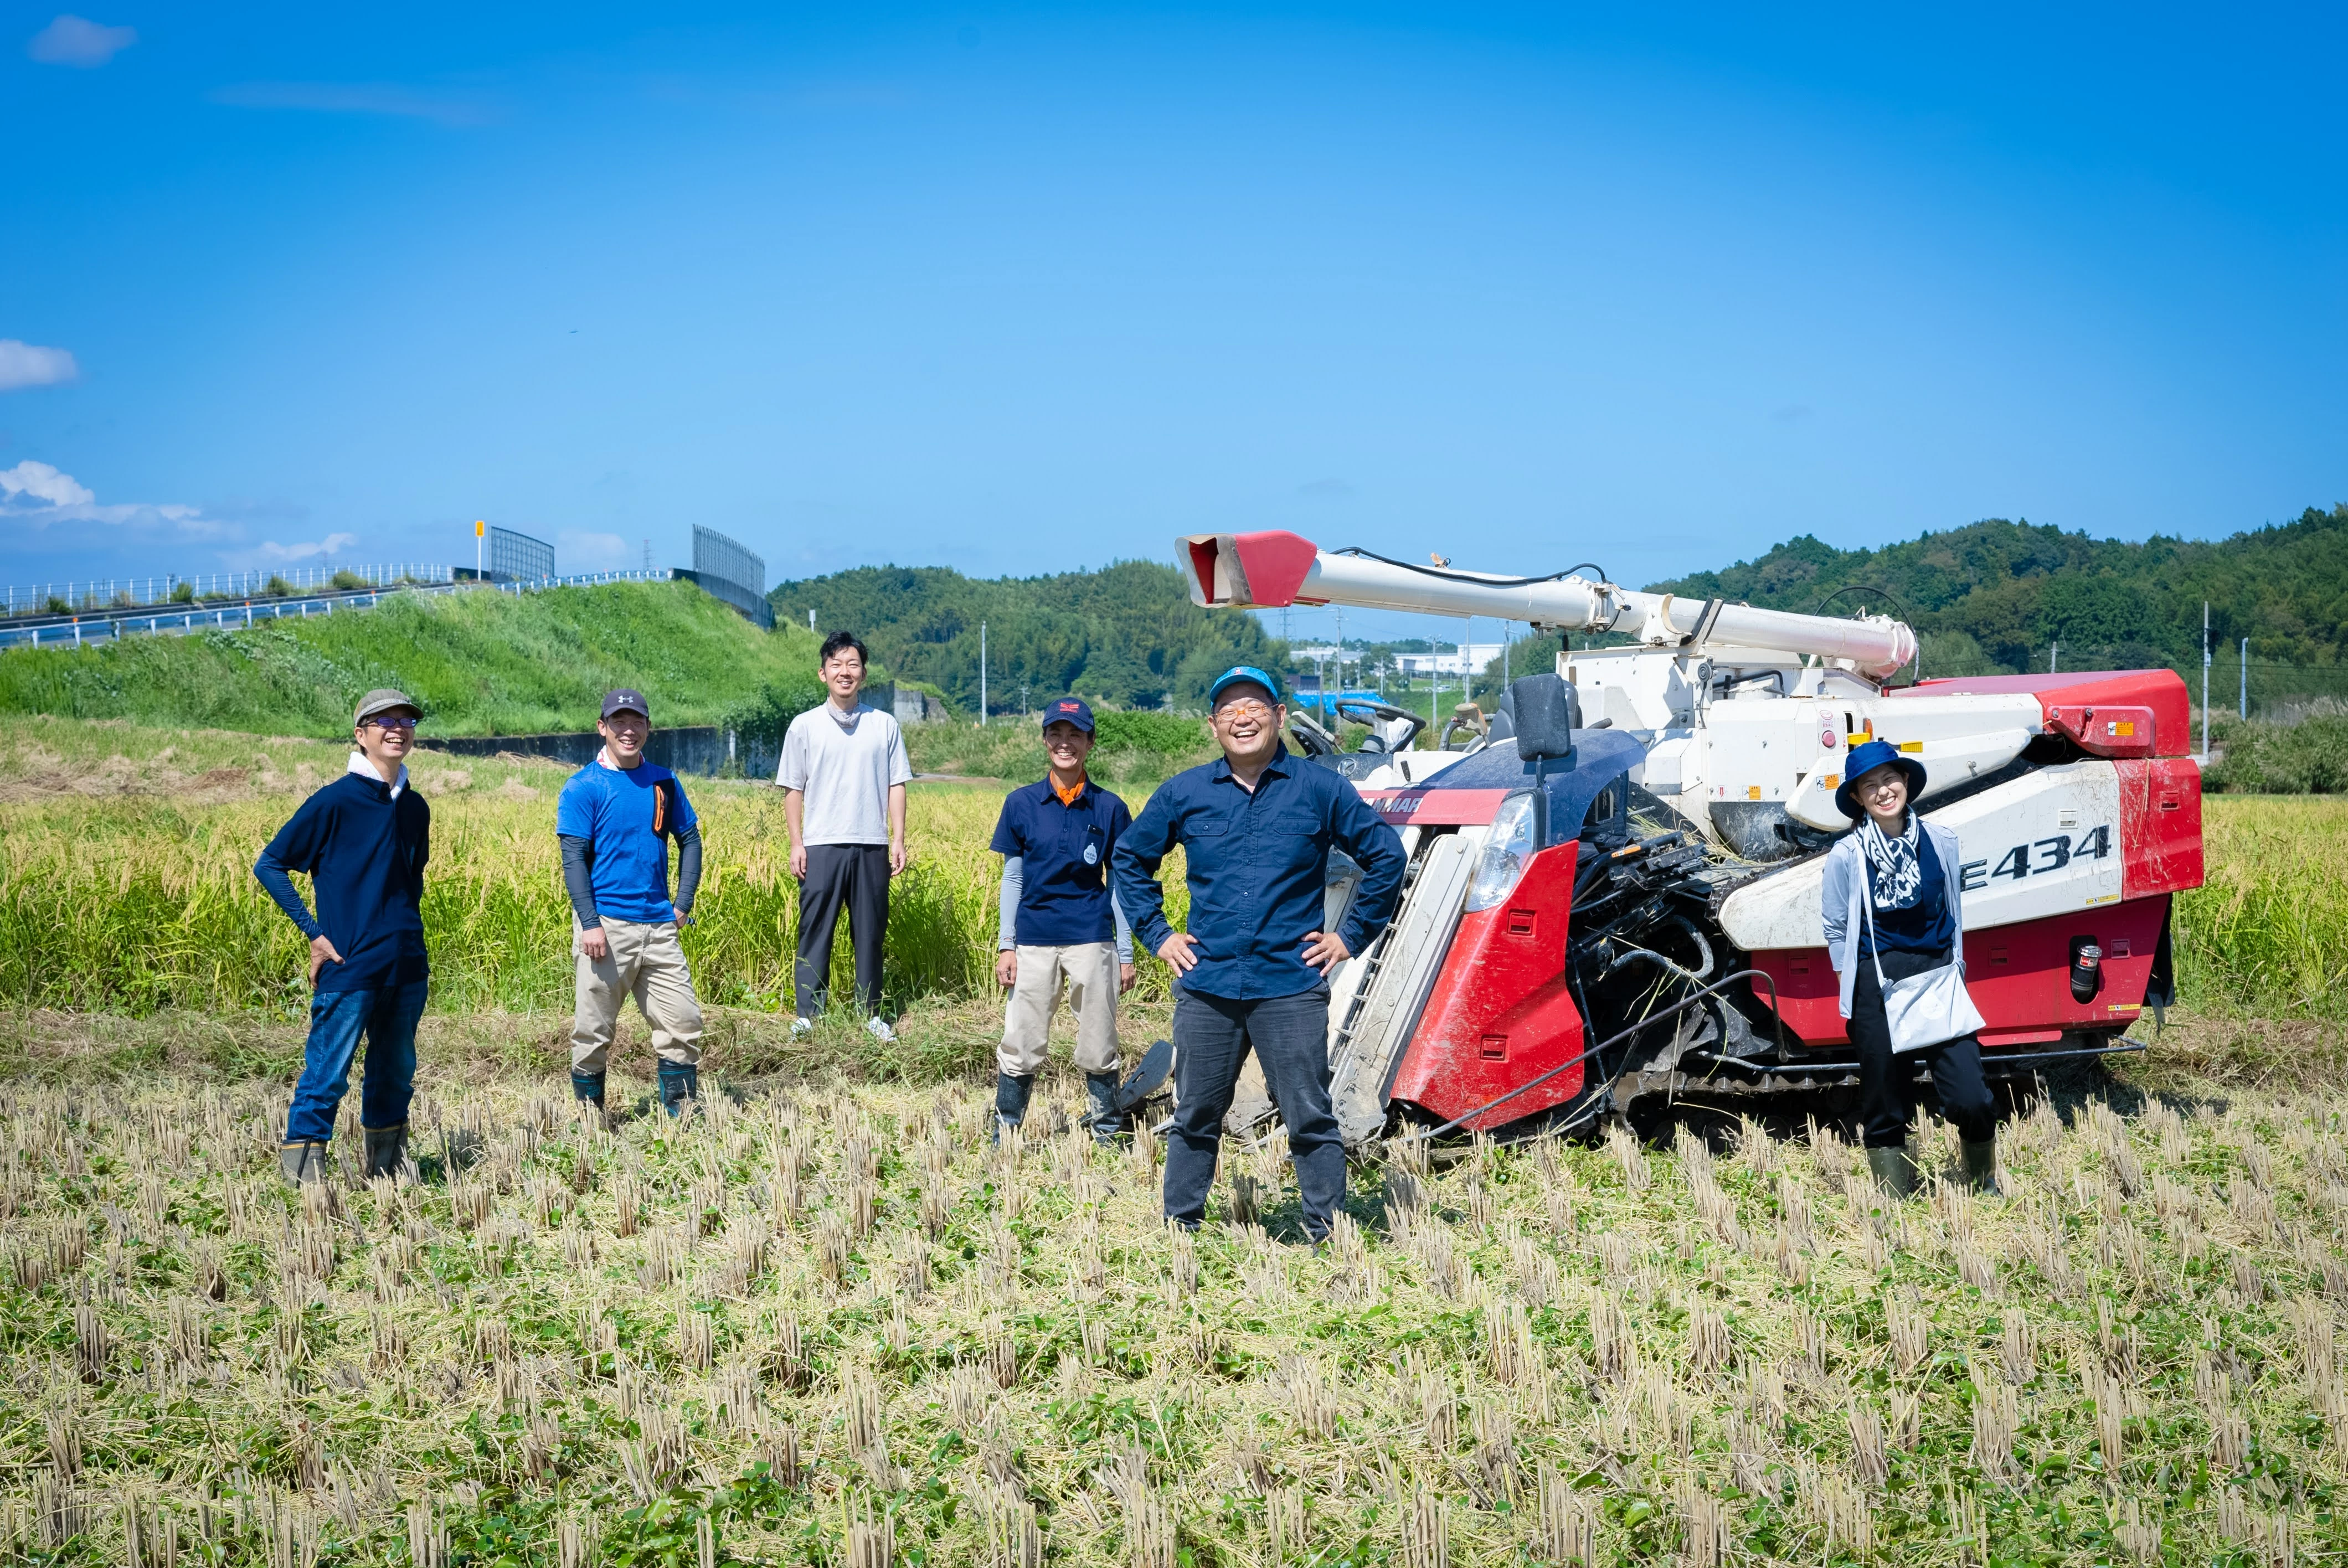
[{"x1": 1819, "y1": 738, "x2": 1999, "y2": 1197}]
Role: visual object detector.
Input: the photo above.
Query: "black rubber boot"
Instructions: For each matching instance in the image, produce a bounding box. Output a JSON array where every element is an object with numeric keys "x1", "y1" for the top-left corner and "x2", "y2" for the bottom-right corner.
[
  {"x1": 1961, "y1": 1138, "x2": 2000, "y2": 1196},
  {"x1": 361, "y1": 1123, "x2": 410, "y2": 1182},
  {"x1": 1084, "y1": 1071, "x2": 1127, "y2": 1146},
  {"x1": 571, "y1": 1070, "x2": 607, "y2": 1110},
  {"x1": 657, "y1": 1061, "x2": 700, "y2": 1118},
  {"x1": 992, "y1": 1072, "x2": 1036, "y2": 1143},
  {"x1": 1866, "y1": 1144, "x2": 1919, "y2": 1199}
]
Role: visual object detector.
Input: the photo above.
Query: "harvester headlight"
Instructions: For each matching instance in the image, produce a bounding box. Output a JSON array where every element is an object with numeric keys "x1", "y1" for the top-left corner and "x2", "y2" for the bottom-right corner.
[{"x1": 1465, "y1": 790, "x2": 1538, "y2": 912}]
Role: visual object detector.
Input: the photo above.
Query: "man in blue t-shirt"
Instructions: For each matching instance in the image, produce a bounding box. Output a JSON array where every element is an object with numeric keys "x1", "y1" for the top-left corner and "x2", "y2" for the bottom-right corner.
[
  {"x1": 556, "y1": 689, "x2": 706, "y2": 1117},
  {"x1": 989, "y1": 698, "x2": 1136, "y2": 1142},
  {"x1": 254, "y1": 688, "x2": 432, "y2": 1186}
]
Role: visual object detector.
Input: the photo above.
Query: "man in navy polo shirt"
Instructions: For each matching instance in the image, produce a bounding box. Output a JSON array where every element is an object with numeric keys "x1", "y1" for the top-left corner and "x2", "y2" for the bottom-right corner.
[
  {"x1": 557, "y1": 689, "x2": 707, "y2": 1117},
  {"x1": 254, "y1": 687, "x2": 433, "y2": 1185},
  {"x1": 1111, "y1": 667, "x2": 1405, "y2": 1240},
  {"x1": 990, "y1": 698, "x2": 1137, "y2": 1142}
]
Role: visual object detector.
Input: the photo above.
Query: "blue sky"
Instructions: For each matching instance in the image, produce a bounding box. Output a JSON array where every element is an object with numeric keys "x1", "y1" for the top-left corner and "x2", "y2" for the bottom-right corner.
[{"x1": 4, "y1": 3, "x2": 2344, "y2": 628}]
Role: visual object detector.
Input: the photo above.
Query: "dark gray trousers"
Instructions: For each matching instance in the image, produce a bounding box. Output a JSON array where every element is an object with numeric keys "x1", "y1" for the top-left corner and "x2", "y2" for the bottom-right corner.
[
  {"x1": 1165, "y1": 981, "x2": 1342, "y2": 1240},
  {"x1": 796, "y1": 844, "x2": 890, "y2": 1019}
]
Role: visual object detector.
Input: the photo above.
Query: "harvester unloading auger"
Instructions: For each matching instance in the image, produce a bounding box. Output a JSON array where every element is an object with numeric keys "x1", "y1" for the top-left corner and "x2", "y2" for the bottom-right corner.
[{"x1": 1177, "y1": 531, "x2": 2203, "y2": 1143}]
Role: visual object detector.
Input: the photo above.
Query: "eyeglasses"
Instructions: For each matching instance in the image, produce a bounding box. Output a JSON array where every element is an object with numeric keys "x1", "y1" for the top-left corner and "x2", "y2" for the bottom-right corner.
[
  {"x1": 366, "y1": 715, "x2": 418, "y2": 731},
  {"x1": 1214, "y1": 699, "x2": 1275, "y2": 720}
]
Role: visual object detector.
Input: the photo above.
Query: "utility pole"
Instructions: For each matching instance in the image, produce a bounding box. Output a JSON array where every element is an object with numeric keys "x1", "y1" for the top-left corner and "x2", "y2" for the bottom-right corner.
[
  {"x1": 2049, "y1": 639, "x2": 2058, "y2": 674},
  {"x1": 2240, "y1": 637, "x2": 2249, "y2": 720},
  {"x1": 474, "y1": 520, "x2": 485, "y2": 580},
  {"x1": 1502, "y1": 622, "x2": 1510, "y2": 689},
  {"x1": 979, "y1": 622, "x2": 987, "y2": 728},
  {"x1": 2201, "y1": 602, "x2": 2211, "y2": 757}
]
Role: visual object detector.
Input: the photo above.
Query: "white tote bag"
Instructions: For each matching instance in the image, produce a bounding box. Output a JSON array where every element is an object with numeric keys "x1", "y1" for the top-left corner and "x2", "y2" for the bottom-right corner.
[{"x1": 1861, "y1": 889, "x2": 1986, "y2": 1054}]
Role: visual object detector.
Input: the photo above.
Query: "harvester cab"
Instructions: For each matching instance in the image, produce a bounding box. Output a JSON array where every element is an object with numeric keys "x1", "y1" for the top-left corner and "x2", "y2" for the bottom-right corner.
[{"x1": 1179, "y1": 530, "x2": 2202, "y2": 1143}]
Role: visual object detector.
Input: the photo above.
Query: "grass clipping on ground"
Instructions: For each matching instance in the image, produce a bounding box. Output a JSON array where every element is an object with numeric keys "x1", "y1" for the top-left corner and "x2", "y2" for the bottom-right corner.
[{"x1": 2, "y1": 1071, "x2": 2344, "y2": 1565}]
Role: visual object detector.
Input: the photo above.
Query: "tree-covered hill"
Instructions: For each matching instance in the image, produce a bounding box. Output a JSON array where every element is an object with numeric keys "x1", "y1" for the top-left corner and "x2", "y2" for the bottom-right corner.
[
  {"x1": 769, "y1": 559, "x2": 1284, "y2": 714},
  {"x1": 1642, "y1": 506, "x2": 2348, "y2": 698}
]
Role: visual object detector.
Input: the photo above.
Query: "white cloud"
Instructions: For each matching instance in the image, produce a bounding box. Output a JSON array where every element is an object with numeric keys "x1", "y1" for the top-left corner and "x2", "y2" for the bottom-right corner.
[
  {"x1": 210, "y1": 81, "x2": 497, "y2": 127},
  {"x1": 0, "y1": 460, "x2": 93, "y2": 507},
  {"x1": 249, "y1": 533, "x2": 360, "y2": 565},
  {"x1": 1, "y1": 458, "x2": 223, "y2": 538},
  {"x1": 26, "y1": 14, "x2": 135, "y2": 67},
  {"x1": 0, "y1": 341, "x2": 79, "y2": 391},
  {"x1": 559, "y1": 530, "x2": 632, "y2": 571}
]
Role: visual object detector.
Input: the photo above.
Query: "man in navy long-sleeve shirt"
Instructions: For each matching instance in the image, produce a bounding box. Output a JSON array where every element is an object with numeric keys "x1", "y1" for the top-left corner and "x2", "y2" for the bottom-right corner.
[
  {"x1": 1111, "y1": 666, "x2": 1404, "y2": 1240},
  {"x1": 253, "y1": 688, "x2": 432, "y2": 1185}
]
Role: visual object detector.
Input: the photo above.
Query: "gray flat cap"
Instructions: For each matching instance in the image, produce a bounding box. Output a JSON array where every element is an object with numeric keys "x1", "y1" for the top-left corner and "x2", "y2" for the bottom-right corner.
[{"x1": 354, "y1": 688, "x2": 421, "y2": 725}]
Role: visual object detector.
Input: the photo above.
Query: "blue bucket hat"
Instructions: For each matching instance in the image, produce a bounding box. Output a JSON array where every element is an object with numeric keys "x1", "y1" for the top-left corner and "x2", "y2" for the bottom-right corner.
[
  {"x1": 1834, "y1": 738, "x2": 1927, "y2": 822},
  {"x1": 1208, "y1": 665, "x2": 1283, "y2": 707}
]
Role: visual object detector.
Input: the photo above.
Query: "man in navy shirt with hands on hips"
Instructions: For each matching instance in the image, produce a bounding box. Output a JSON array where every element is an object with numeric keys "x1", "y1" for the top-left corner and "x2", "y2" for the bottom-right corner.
[
  {"x1": 1111, "y1": 667, "x2": 1405, "y2": 1241},
  {"x1": 989, "y1": 698, "x2": 1137, "y2": 1143},
  {"x1": 557, "y1": 689, "x2": 706, "y2": 1118},
  {"x1": 253, "y1": 688, "x2": 433, "y2": 1187}
]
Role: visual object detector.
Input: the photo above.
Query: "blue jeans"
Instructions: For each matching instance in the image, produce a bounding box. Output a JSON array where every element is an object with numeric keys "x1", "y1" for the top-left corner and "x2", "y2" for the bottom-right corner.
[
  {"x1": 1164, "y1": 982, "x2": 1343, "y2": 1240},
  {"x1": 286, "y1": 979, "x2": 429, "y2": 1144}
]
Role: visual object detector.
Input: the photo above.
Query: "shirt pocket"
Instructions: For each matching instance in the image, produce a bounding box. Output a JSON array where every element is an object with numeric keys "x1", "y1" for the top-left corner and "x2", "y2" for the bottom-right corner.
[{"x1": 1258, "y1": 811, "x2": 1326, "y2": 840}]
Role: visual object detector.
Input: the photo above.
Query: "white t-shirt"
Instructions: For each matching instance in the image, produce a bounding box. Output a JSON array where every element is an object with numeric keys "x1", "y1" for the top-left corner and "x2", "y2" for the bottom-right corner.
[{"x1": 776, "y1": 701, "x2": 913, "y2": 845}]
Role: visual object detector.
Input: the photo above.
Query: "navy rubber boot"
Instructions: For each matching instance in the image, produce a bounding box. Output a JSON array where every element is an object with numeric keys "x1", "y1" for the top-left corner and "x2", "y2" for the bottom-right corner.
[
  {"x1": 570, "y1": 1070, "x2": 606, "y2": 1109},
  {"x1": 992, "y1": 1072, "x2": 1036, "y2": 1143},
  {"x1": 657, "y1": 1061, "x2": 701, "y2": 1118},
  {"x1": 1084, "y1": 1071, "x2": 1127, "y2": 1146}
]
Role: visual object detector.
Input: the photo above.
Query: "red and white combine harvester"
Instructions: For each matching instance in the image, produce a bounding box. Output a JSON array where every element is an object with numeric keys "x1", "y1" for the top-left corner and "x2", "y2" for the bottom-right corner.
[{"x1": 1177, "y1": 531, "x2": 2203, "y2": 1143}]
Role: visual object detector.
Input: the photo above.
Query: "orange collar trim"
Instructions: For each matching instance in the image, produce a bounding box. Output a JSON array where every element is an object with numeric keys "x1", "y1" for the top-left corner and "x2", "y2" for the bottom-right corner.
[{"x1": 1052, "y1": 773, "x2": 1088, "y2": 807}]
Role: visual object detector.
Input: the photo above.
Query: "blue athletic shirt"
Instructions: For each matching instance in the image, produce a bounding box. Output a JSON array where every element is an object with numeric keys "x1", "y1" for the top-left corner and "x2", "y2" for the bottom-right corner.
[
  {"x1": 555, "y1": 759, "x2": 698, "y2": 924},
  {"x1": 990, "y1": 777, "x2": 1134, "y2": 947}
]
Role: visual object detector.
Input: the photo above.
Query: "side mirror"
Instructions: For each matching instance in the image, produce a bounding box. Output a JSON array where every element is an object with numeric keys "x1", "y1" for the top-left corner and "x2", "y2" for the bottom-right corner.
[{"x1": 1509, "y1": 674, "x2": 1580, "y2": 764}]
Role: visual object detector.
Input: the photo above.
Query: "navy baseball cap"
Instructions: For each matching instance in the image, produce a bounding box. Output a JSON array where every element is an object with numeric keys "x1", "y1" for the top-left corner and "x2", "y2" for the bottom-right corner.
[
  {"x1": 1208, "y1": 666, "x2": 1283, "y2": 706},
  {"x1": 1834, "y1": 737, "x2": 1926, "y2": 821},
  {"x1": 601, "y1": 688, "x2": 650, "y2": 720},
  {"x1": 1041, "y1": 697, "x2": 1095, "y2": 733}
]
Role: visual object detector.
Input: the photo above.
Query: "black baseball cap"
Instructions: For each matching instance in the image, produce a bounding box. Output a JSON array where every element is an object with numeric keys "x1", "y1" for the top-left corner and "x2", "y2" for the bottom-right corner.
[
  {"x1": 601, "y1": 689, "x2": 650, "y2": 720},
  {"x1": 1041, "y1": 697, "x2": 1095, "y2": 733}
]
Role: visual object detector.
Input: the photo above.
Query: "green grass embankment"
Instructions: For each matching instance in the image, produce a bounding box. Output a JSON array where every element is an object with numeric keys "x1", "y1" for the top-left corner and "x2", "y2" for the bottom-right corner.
[{"x1": 0, "y1": 581, "x2": 826, "y2": 737}]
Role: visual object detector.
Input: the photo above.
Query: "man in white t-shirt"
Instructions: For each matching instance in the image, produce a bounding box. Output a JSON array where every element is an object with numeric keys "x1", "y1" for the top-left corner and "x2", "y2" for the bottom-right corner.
[{"x1": 777, "y1": 631, "x2": 913, "y2": 1040}]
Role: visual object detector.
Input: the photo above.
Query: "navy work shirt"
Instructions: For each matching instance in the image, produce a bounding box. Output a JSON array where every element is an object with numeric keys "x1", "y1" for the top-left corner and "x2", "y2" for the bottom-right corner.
[
  {"x1": 1112, "y1": 745, "x2": 1406, "y2": 1001},
  {"x1": 253, "y1": 770, "x2": 432, "y2": 993},
  {"x1": 990, "y1": 776, "x2": 1133, "y2": 946}
]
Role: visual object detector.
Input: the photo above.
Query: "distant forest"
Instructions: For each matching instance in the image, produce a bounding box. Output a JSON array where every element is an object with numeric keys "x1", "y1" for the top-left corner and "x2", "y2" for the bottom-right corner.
[
  {"x1": 1643, "y1": 506, "x2": 2348, "y2": 699},
  {"x1": 771, "y1": 507, "x2": 2348, "y2": 716},
  {"x1": 768, "y1": 559, "x2": 1284, "y2": 715}
]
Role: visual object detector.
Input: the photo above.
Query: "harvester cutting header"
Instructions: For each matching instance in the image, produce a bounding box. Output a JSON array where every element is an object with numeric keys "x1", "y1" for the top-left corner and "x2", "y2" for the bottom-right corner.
[{"x1": 1176, "y1": 530, "x2": 2202, "y2": 1143}]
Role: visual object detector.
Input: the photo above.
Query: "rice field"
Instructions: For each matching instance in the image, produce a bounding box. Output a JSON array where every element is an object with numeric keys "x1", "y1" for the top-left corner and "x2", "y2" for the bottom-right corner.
[
  {"x1": 4, "y1": 721, "x2": 2348, "y2": 1564},
  {"x1": 0, "y1": 719, "x2": 2340, "y2": 1022},
  {"x1": 4, "y1": 1068, "x2": 2348, "y2": 1565}
]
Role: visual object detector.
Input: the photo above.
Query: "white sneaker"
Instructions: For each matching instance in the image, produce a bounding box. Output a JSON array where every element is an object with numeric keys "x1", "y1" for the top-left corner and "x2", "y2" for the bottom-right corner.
[
  {"x1": 865, "y1": 1015, "x2": 897, "y2": 1043},
  {"x1": 791, "y1": 1015, "x2": 813, "y2": 1037}
]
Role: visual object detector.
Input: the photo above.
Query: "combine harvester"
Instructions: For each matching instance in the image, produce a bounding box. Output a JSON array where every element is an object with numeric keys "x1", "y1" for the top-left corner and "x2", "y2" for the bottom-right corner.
[{"x1": 1178, "y1": 531, "x2": 2203, "y2": 1143}]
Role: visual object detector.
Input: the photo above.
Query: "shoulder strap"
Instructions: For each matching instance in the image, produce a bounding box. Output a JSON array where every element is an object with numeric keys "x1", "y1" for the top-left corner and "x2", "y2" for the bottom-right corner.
[{"x1": 1856, "y1": 827, "x2": 1888, "y2": 988}]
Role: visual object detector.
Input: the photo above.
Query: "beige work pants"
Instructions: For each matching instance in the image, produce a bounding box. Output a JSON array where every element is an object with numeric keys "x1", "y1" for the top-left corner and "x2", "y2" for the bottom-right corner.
[
  {"x1": 998, "y1": 942, "x2": 1120, "y2": 1078},
  {"x1": 572, "y1": 917, "x2": 704, "y2": 1073}
]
